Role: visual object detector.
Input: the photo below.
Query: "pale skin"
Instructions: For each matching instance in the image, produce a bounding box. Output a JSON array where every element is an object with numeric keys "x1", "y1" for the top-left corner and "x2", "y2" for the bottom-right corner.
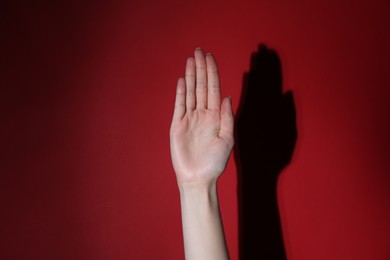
[{"x1": 170, "y1": 48, "x2": 234, "y2": 260}]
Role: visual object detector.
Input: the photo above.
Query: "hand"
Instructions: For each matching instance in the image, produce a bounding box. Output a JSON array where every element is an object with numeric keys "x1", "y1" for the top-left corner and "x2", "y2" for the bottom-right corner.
[{"x1": 170, "y1": 48, "x2": 234, "y2": 187}]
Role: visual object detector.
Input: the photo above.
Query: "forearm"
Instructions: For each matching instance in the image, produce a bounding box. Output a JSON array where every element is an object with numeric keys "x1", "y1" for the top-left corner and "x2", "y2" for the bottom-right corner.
[{"x1": 179, "y1": 181, "x2": 230, "y2": 260}]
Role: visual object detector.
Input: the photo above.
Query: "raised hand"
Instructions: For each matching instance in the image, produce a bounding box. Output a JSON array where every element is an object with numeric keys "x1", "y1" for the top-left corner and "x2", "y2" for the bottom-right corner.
[{"x1": 170, "y1": 48, "x2": 234, "y2": 187}]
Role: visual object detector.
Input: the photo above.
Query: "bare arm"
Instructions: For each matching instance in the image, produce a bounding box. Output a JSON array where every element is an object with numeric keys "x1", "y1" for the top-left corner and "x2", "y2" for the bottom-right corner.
[{"x1": 170, "y1": 48, "x2": 234, "y2": 260}]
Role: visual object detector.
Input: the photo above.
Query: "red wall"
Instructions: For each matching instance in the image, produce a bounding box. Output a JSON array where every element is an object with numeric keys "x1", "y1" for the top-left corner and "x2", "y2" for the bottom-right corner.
[{"x1": 1, "y1": 1, "x2": 390, "y2": 259}]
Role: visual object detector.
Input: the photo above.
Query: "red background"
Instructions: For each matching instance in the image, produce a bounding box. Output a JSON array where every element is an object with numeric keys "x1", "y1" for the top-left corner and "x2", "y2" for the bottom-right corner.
[{"x1": 1, "y1": 0, "x2": 390, "y2": 259}]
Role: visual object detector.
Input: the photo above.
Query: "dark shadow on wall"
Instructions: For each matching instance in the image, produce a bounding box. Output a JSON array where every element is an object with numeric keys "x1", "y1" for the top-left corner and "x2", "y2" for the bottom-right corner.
[{"x1": 235, "y1": 44, "x2": 297, "y2": 260}]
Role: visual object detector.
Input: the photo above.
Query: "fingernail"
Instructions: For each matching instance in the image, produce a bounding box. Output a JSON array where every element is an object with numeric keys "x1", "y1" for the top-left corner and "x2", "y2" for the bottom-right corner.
[
  {"x1": 196, "y1": 47, "x2": 202, "y2": 50},
  {"x1": 206, "y1": 52, "x2": 213, "y2": 56}
]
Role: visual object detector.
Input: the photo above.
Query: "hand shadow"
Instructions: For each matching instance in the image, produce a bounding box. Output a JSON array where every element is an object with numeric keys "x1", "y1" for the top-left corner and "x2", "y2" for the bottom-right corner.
[{"x1": 235, "y1": 44, "x2": 297, "y2": 260}]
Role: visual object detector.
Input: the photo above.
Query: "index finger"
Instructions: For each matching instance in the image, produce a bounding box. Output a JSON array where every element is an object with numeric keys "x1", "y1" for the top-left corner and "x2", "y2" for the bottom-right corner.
[{"x1": 206, "y1": 53, "x2": 221, "y2": 111}]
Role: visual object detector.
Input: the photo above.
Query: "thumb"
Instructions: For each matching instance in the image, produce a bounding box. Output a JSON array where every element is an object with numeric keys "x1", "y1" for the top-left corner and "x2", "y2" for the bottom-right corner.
[{"x1": 219, "y1": 96, "x2": 234, "y2": 144}]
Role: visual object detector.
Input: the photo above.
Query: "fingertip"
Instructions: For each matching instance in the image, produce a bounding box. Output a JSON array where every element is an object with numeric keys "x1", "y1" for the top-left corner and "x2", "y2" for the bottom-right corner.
[
  {"x1": 194, "y1": 47, "x2": 204, "y2": 56},
  {"x1": 185, "y1": 57, "x2": 195, "y2": 77},
  {"x1": 205, "y1": 53, "x2": 212, "y2": 61},
  {"x1": 222, "y1": 96, "x2": 233, "y2": 112},
  {"x1": 206, "y1": 53, "x2": 218, "y2": 70},
  {"x1": 177, "y1": 77, "x2": 186, "y2": 91},
  {"x1": 186, "y1": 56, "x2": 195, "y2": 64},
  {"x1": 223, "y1": 95, "x2": 231, "y2": 103},
  {"x1": 206, "y1": 53, "x2": 214, "y2": 62}
]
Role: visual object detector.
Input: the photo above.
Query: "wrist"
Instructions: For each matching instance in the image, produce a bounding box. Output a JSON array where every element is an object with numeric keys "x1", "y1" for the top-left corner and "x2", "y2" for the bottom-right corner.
[
  {"x1": 178, "y1": 179, "x2": 217, "y2": 195},
  {"x1": 178, "y1": 180, "x2": 220, "y2": 208}
]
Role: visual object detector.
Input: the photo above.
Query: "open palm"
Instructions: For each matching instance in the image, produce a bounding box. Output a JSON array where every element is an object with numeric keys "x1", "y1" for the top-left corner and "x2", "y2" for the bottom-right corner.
[{"x1": 170, "y1": 48, "x2": 234, "y2": 186}]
